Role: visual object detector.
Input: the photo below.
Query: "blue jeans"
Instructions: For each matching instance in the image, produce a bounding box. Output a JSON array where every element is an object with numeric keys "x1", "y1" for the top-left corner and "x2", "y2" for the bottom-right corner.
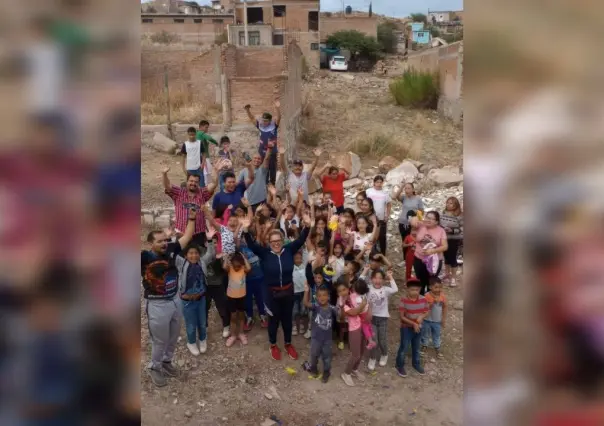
[
  {"x1": 395, "y1": 327, "x2": 421, "y2": 370},
  {"x1": 420, "y1": 320, "x2": 442, "y2": 349},
  {"x1": 245, "y1": 275, "x2": 266, "y2": 318},
  {"x1": 182, "y1": 296, "x2": 207, "y2": 344},
  {"x1": 292, "y1": 292, "x2": 306, "y2": 320}
]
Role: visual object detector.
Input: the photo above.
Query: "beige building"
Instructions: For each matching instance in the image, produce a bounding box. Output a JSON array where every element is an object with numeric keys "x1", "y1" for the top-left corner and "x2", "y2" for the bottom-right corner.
[
  {"x1": 319, "y1": 15, "x2": 377, "y2": 42},
  {"x1": 141, "y1": 12, "x2": 235, "y2": 45}
]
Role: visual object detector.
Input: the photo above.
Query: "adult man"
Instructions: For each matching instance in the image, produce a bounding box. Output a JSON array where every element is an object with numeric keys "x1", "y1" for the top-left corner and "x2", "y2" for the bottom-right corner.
[
  {"x1": 238, "y1": 141, "x2": 277, "y2": 211},
  {"x1": 196, "y1": 120, "x2": 218, "y2": 187},
  {"x1": 279, "y1": 145, "x2": 322, "y2": 204},
  {"x1": 212, "y1": 157, "x2": 255, "y2": 214},
  {"x1": 163, "y1": 163, "x2": 219, "y2": 247},
  {"x1": 245, "y1": 100, "x2": 281, "y2": 185},
  {"x1": 141, "y1": 208, "x2": 196, "y2": 387}
]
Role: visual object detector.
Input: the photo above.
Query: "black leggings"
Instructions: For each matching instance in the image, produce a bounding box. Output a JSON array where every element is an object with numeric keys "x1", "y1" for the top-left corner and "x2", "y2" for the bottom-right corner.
[
  {"x1": 413, "y1": 257, "x2": 443, "y2": 295},
  {"x1": 377, "y1": 220, "x2": 388, "y2": 255},
  {"x1": 268, "y1": 293, "x2": 294, "y2": 345},
  {"x1": 205, "y1": 285, "x2": 229, "y2": 328},
  {"x1": 399, "y1": 223, "x2": 411, "y2": 258},
  {"x1": 444, "y1": 239, "x2": 461, "y2": 267}
]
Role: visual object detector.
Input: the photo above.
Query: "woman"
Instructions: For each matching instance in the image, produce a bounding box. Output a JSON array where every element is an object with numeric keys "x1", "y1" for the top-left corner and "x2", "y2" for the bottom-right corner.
[
  {"x1": 354, "y1": 191, "x2": 367, "y2": 214},
  {"x1": 395, "y1": 183, "x2": 425, "y2": 257},
  {"x1": 410, "y1": 211, "x2": 448, "y2": 295},
  {"x1": 440, "y1": 197, "x2": 463, "y2": 287},
  {"x1": 241, "y1": 214, "x2": 312, "y2": 361},
  {"x1": 318, "y1": 165, "x2": 350, "y2": 214},
  {"x1": 357, "y1": 197, "x2": 378, "y2": 228}
]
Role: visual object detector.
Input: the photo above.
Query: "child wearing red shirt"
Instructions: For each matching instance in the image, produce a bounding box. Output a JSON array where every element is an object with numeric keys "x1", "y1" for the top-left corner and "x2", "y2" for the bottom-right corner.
[{"x1": 403, "y1": 230, "x2": 417, "y2": 281}]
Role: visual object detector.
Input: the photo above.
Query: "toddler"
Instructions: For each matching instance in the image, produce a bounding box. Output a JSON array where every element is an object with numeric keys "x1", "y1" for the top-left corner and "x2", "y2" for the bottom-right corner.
[
  {"x1": 421, "y1": 277, "x2": 447, "y2": 358},
  {"x1": 223, "y1": 252, "x2": 251, "y2": 347},
  {"x1": 353, "y1": 279, "x2": 377, "y2": 350}
]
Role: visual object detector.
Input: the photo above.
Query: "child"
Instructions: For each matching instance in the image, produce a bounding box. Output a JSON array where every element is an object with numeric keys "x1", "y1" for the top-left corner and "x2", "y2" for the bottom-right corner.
[
  {"x1": 402, "y1": 229, "x2": 417, "y2": 281},
  {"x1": 304, "y1": 267, "x2": 324, "y2": 339},
  {"x1": 292, "y1": 251, "x2": 308, "y2": 336},
  {"x1": 353, "y1": 279, "x2": 377, "y2": 350},
  {"x1": 223, "y1": 252, "x2": 251, "y2": 347},
  {"x1": 328, "y1": 239, "x2": 346, "y2": 283},
  {"x1": 395, "y1": 278, "x2": 429, "y2": 377},
  {"x1": 334, "y1": 260, "x2": 361, "y2": 350},
  {"x1": 175, "y1": 230, "x2": 216, "y2": 355},
  {"x1": 196, "y1": 120, "x2": 218, "y2": 187},
  {"x1": 301, "y1": 284, "x2": 338, "y2": 383},
  {"x1": 338, "y1": 281, "x2": 368, "y2": 387},
  {"x1": 421, "y1": 277, "x2": 447, "y2": 358},
  {"x1": 180, "y1": 127, "x2": 203, "y2": 181},
  {"x1": 218, "y1": 136, "x2": 234, "y2": 191},
  {"x1": 367, "y1": 269, "x2": 398, "y2": 370},
  {"x1": 203, "y1": 237, "x2": 231, "y2": 339},
  {"x1": 205, "y1": 205, "x2": 241, "y2": 256},
  {"x1": 240, "y1": 244, "x2": 268, "y2": 331}
]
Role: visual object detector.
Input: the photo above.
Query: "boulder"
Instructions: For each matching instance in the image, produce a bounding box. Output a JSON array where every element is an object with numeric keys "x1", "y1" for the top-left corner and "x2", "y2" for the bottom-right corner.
[
  {"x1": 427, "y1": 166, "x2": 464, "y2": 188},
  {"x1": 378, "y1": 156, "x2": 399, "y2": 173},
  {"x1": 149, "y1": 132, "x2": 179, "y2": 154},
  {"x1": 343, "y1": 178, "x2": 363, "y2": 189},
  {"x1": 385, "y1": 161, "x2": 419, "y2": 185},
  {"x1": 329, "y1": 152, "x2": 361, "y2": 178},
  {"x1": 418, "y1": 163, "x2": 436, "y2": 174}
]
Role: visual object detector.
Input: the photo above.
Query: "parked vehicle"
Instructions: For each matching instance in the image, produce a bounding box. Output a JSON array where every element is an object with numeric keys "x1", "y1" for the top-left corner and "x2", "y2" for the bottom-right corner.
[{"x1": 329, "y1": 56, "x2": 348, "y2": 71}]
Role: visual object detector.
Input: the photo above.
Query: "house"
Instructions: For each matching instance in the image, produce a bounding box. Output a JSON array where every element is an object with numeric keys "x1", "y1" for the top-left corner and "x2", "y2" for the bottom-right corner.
[
  {"x1": 229, "y1": 0, "x2": 320, "y2": 67},
  {"x1": 428, "y1": 11, "x2": 451, "y2": 24},
  {"x1": 319, "y1": 15, "x2": 377, "y2": 41},
  {"x1": 141, "y1": 12, "x2": 235, "y2": 45},
  {"x1": 410, "y1": 22, "x2": 430, "y2": 45}
]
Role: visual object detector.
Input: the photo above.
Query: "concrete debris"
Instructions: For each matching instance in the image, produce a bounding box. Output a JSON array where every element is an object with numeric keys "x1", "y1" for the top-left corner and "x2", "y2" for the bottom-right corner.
[
  {"x1": 427, "y1": 166, "x2": 464, "y2": 188},
  {"x1": 385, "y1": 161, "x2": 420, "y2": 186},
  {"x1": 148, "y1": 132, "x2": 179, "y2": 155},
  {"x1": 378, "y1": 156, "x2": 399, "y2": 173}
]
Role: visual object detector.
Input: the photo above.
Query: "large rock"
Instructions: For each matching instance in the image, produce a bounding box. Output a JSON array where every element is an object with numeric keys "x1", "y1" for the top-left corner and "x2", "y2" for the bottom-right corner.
[
  {"x1": 378, "y1": 156, "x2": 399, "y2": 173},
  {"x1": 427, "y1": 166, "x2": 464, "y2": 188},
  {"x1": 343, "y1": 178, "x2": 363, "y2": 189},
  {"x1": 385, "y1": 160, "x2": 419, "y2": 185},
  {"x1": 329, "y1": 152, "x2": 361, "y2": 178},
  {"x1": 149, "y1": 132, "x2": 179, "y2": 154}
]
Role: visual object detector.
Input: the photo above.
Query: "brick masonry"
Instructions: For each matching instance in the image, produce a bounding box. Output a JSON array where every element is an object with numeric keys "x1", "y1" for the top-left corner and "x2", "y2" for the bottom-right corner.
[{"x1": 319, "y1": 16, "x2": 378, "y2": 42}]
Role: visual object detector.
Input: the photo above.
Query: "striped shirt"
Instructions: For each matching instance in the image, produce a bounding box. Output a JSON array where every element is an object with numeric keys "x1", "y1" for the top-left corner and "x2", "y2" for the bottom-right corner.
[
  {"x1": 165, "y1": 185, "x2": 210, "y2": 234},
  {"x1": 399, "y1": 295, "x2": 429, "y2": 328}
]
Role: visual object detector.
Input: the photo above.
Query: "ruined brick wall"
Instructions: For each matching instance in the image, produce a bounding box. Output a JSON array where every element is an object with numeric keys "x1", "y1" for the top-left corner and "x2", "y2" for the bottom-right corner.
[
  {"x1": 279, "y1": 42, "x2": 303, "y2": 162},
  {"x1": 141, "y1": 16, "x2": 233, "y2": 45},
  {"x1": 235, "y1": 47, "x2": 286, "y2": 77},
  {"x1": 229, "y1": 77, "x2": 285, "y2": 124},
  {"x1": 320, "y1": 16, "x2": 378, "y2": 42}
]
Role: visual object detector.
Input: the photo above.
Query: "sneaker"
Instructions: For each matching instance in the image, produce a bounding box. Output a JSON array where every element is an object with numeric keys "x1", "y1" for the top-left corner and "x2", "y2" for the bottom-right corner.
[
  {"x1": 337, "y1": 341, "x2": 344, "y2": 350},
  {"x1": 379, "y1": 355, "x2": 388, "y2": 367},
  {"x1": 238, "y1": 333, "x2": 248, "y2": 345},
  {"x1": 321, "y1": 371, "x2": 331, "y2": 383},
  {"x1": 187, "y1": 342, "x2": 200, "y2": 356},
  {"x1": 397, "y1": 367, "x2": 407, "y2": 377},
  {"x1": 222, "y1": 326, "x2": 230, "y2": 338},
  {"x1": 148, "y1": 368, "x2": 167, "y2": 387},
  {"x1": 260, "y1": 315, "x2": 269, "y2": 328},
  {"x1": 450, "y1": 278, "x2": 458, "y2": 287},
  {"x1": 270, "y1": 344, "x2": 281, "y2": 361},
  {"x1": 225, "y1": 335, "x2": 237, "y2": 347},
  {"x1": 420, "y1": 345, "x2": 427, "y2": 355},
  {"x1": 304, "y1": 329, "x2": 311, "y2": 339},
  {"x1": 299, "y1": 325, "x2": 305, "y2": 334},
  {"x1": 161, "y1": 362, "x2": 178, "y2": 377},
  {"x1": 284, "y1": 343, "x2": 298, "y2": 360},
  {"x1": 413, "y1": 364, "x2": 426, "y2": 375},
  {"x1": 243, "y1": 318, "x2": 253, "y2": 332},
  {"x1": 292, "y1": 326, "x2": 298, "y2": 336},
  {"x1": 367, "y1": 358, "x2": 377, "y2": 371},
  {"x1": 366, "y1": 340, "x2": 377, "y2": 350},
  {"x1": 341, "y1": 373, "x2": 355, "y2": 387},
  {"x1": 199, "y1": 339, "x2": 207, "y2": 354},
  {"x1": 436, "y1": 349, "x2": 443, "y2": 359},
  {"x1": 352, "y1": 370, "x2": 365, "y2": 382}
]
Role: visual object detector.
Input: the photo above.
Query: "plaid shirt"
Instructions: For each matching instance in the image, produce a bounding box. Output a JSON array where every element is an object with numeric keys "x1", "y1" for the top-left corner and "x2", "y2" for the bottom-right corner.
[{"x1": 165, "y1": 185, "x2": 210, "y2": 234}]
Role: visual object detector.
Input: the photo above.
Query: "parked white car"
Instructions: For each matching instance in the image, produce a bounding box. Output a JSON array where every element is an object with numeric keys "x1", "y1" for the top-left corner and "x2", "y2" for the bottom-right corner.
[{"x1": 329, "y1": 56, "x2": 348, "y2": 71}]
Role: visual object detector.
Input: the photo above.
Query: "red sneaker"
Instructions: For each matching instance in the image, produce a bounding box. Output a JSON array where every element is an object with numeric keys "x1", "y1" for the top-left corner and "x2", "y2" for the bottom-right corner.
[
  {"x1": 243, "y1": 318, "x2": 253, "y2": 332},
  {"x1": 260, "y1": 316, "x2": 269, "y2": 328},
  {"x1": 284, "y1": 343, "x2": 298, "y2": 360},
  {"x1": 270, "y1": 344, "x2": 281, "y2": 361}
]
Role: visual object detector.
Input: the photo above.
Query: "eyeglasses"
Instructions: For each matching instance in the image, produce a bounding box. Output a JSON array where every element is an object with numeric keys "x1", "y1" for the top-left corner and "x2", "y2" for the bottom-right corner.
[{"x1": 269, "y1": 239, "x2": 282, "y2": 244}]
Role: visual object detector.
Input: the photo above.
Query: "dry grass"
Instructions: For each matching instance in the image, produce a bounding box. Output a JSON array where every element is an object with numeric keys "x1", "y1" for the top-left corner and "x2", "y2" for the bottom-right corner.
[
  {"x1": 348, "y1": 132, "x2": 409, "y2": 160},
  {"x1": 141, "y1": 88, "x2": 222, "y2": 125}
]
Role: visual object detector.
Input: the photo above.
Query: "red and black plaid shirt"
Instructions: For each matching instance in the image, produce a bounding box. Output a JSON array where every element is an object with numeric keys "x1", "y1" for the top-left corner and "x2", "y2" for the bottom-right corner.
[{"x1": 166, "y1": 185, "x2": 211, "y2": 234}]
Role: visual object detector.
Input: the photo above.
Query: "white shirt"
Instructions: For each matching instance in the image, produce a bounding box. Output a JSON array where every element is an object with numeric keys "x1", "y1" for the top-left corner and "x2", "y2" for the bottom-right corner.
[
  {"x1": 352, "y1": 232, "x2": 372, "y2": 252},
  {"x1": 288, "y1": 171, "x2": 310, "y2": 204},
  {"x1": 183, "y1": 140, "x2": 202, "y2": 170},
  {"x1": 365, "y1": 188, "x2": 391, "y2": 221},
  {"x1": 26, "y1": 42, "x2": 65, "y2": 113},
  {"x1": 368, "y1": 281, "x2": 398, "y2": 317}
]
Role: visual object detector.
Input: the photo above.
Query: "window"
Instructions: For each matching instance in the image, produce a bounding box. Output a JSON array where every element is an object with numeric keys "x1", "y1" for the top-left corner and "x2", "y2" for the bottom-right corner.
[
  {"x1": 194, "y1": 19, "x2": 202, "y2": 23},
  {"x1": 239, "y1": 31, "x2": 261, "y2": 46},
  {"x1": 142, "y1": 18, "x2": 153, "y2": 23},
  {"x1": 173, "y1": 19, "x2": 185, "y2": 23},
  {"x1": 213, "y1": 19, "x2": 224, "y2": 23},
  {"x1": 273, "y1": 5, "x2": 286, "y2": 17},
  {"x1": 310, "y1": 43, "x2": 319, "y2": 51},
  {"x1": 308, "y1": 11, "x2": 319, "y2": 31},
  {"x1": 273, "y1": 34, "x2": 284, "y2": 45}
]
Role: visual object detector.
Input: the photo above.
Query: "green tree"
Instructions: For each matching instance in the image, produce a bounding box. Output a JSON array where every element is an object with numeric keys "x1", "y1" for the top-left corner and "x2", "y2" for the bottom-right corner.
[
  {"x1": 429, "y1": 26, "x2": 440, "y2": 38},
  {"x1": 326, "y1": 30, "x2": 381, "y2": 59},
  {"x1": 377, "y1": 22, "x2": 398, "y2": 53},
  {"x1": 410, "y1": 13, "x2": 427, "y2": 24}
]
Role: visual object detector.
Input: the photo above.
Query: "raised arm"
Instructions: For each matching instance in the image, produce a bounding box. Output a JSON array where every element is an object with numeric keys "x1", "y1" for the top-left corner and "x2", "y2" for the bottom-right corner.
[
  {"x1": 241, "y1": 217, "x2": 268, "y2": 256},
  {"x1": 317, "y1": 162, "x2": 331, "y2": 178},
  {"x1": 242, "y1": 255, "x2": 251, "y2": 273},
  {"x1": 262, "y1": 141, "x2": 274, "y2": 169},
  {"x1": 274, "y1": 100, "x2": 281, "y2": 127},
  {"x1": 339, "y1": 165, "x2": 351, "y2": 179},
  {"x1": 379, "y1": 253, "x2": 392, "y2": 269},
  {"x1": 162, "y1": 166, "x2": 171, "y2": 192},
  {"x1": 200, "y1": 227, "x2": 217, "y2": 265},
  {"x1": 177, "y1": 208, "x2": 197, "y2": 249},
  {"x1": 394, "y1": 182, "x2": 404, "y2": 202},
  {"x1": 205, "y1": 158, "x2": 221, "y2": 196},
  {"x1": 288, "y1": 214, "x2": 312, "y2": 253},
  {"x1": 244, "y1": 104, "x2": 255, "y2": 124},
  {"x1": 203, "y1": 204, "x2": 222, "y2": 231},
  {"x1": 307, "y1": 147, "x2": 323, "y2": 177},
  {"x1": 243, "y1": 157, "x2": 255, "y2": 187},
  {"x1": 385, "y1": 270, "x2": 398, "y2": 294},
  {"x1": 278, "y1": 141, "x2": 287, "y2": 173},
  {"x1": 303, "y1": 281, "x2": 312, "y2": 308}
]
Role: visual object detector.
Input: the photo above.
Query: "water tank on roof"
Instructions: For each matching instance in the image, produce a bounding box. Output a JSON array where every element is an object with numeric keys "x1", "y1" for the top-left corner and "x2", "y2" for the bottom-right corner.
[{"x1": 345, "y1": 6, "x2": 352, "y2": 14}]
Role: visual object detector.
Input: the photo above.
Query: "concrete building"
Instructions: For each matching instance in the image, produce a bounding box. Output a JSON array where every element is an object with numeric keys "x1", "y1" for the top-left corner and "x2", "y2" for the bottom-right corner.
[
  {"x1": 319, "y1": 15, "x2": 377, "y2": 42},
  {"x1": 410, "y1": 22, "x2": 431, "y2": 45},
  {"x1": 230, "y1": 0, "x2": 320, "y2": 67},
  {"x1": 141, "y1": 12, "x2": 235, "y2": 45}
]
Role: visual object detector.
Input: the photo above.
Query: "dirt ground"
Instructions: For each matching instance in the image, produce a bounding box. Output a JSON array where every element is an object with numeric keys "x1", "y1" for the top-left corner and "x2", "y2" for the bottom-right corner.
[{"x1": 141, "y1": 69, "x2": 464, "y2": 425}]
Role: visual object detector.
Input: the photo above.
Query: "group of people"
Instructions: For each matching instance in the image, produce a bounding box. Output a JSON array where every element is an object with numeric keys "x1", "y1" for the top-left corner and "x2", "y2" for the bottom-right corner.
[{"x1": 141, "y1": 104, "x2": 463, "y2": 388}]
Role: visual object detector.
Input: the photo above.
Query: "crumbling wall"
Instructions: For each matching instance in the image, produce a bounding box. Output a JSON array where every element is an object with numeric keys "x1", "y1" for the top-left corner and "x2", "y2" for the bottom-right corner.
[{"x1": 279, "y1": 42, "x2": 303, "y2": 163}]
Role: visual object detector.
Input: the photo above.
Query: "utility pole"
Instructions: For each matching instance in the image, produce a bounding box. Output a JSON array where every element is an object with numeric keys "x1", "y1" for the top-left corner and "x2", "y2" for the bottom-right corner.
[{"x1": 243, "y1": 0, "x2": 249, "y2": 46}]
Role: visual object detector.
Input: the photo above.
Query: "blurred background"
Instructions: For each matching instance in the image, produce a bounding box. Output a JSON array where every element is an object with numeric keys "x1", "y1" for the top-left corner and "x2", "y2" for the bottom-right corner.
[
  {"x1": 0, "y1": 0, "x2": 140, "y2": 424},
  {"x1": 464, "y1": 0, "x2": 604, "y2": 424}
]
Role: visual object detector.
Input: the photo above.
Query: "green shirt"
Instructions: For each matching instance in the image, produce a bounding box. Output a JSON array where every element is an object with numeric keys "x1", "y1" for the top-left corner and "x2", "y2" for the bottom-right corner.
[{"x1": 196, "y1": 131, "x2": 218, "y2": 156}]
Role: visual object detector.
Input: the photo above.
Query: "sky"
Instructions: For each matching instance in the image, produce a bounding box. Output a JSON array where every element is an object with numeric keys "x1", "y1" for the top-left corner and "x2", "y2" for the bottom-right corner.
[{"x1": 141, "y1": 0, "x2": 463, "y2": 19}]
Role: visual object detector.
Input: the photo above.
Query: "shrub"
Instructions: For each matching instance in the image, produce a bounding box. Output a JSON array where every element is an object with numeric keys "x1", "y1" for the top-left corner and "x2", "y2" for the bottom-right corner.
[
  {"x1": 389, "y1": 69, "x2": 439, "y2": 109},
  {"x1": 377, "y1": 22, "x2": 398, "y2": 53},
  {"x1": 150, "y1": 31, "x2": 181, "y2": 45},
  {"x1": 348, "y1": 134, "x2": 404, "y2": 159},
  {"x1": 326, "y1": 30, "x2": 381, "y2": 60}
]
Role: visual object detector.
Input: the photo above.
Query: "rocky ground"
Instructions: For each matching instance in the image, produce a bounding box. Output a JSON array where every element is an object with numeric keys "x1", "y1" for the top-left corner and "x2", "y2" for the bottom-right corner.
[{"x1": 141, "y1": 68, "x2": 464, "y2": 425}]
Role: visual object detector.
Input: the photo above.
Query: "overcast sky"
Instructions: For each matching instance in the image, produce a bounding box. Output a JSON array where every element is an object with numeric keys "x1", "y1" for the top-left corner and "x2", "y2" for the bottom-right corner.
[{"x1": 322, "y1": 0, "x2": 463, "y2": 18}]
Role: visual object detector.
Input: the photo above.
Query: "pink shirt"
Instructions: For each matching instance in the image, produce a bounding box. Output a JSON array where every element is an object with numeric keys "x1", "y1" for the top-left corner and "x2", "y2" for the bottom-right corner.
[
  {"x1": 343, "y1": 291, "x2": 362, "y2": 331},
  {"x1": 414, "y1": 225, "x2": 447, "y2": 259}
]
